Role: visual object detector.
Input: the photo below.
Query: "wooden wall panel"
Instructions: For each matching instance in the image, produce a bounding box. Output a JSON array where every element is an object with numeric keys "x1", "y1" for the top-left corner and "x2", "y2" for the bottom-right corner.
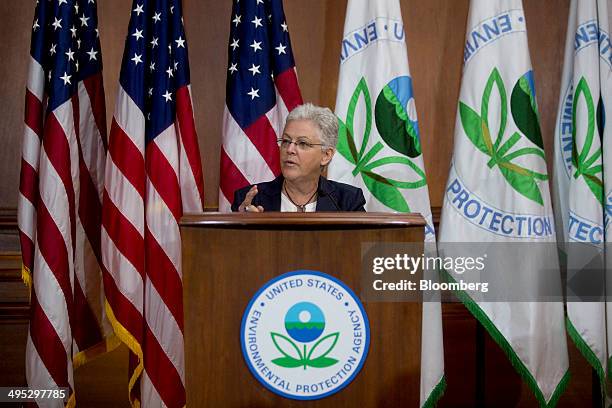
[
  {"x1": 524, "y1": 0, "x2": 569, "y2": 182},
  {"x1": 0, "y1": 1, "x2": 35, "y2": 207},
  {"x1": 0, "y1": 0, "x2": 569, "y2": 209},
  {"x1": 96, "y1": 0, "x2": 131, "y2": 145},
  {"x1": 439, "y1": 304, "x2": 593, "y2": 407},
  {"x1": 401, "y1": 1, "x2": 470, "y2": 206}
]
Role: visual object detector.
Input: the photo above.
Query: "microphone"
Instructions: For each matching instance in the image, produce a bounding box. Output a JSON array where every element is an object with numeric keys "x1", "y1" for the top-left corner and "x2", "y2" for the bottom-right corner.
[{"x1": 318, "y1": 186, "x2": 341, "y2": 211}]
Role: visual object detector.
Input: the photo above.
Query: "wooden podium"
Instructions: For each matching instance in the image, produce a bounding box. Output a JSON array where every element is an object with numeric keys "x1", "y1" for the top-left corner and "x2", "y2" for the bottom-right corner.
[{"x1": 180, "y1": 213, "x2": 425, "y2": 407}]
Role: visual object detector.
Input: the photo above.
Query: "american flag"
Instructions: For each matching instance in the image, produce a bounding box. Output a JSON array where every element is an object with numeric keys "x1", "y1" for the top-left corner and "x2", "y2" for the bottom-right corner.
[
  {"x1": 101, "y1": 0, "x2": 204, "y2": 407},
  {"x1": 219, "y1": 0, "x2": 303, "y2": 211},
  {"x1": 18, "y1": 0, "x2": 114, "y2": 405}
]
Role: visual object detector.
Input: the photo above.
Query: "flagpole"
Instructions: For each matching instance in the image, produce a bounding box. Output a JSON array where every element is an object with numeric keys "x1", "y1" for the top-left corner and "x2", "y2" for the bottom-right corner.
[{"x1": 475, "y1": 321, "x2": 485, "y2": 407}]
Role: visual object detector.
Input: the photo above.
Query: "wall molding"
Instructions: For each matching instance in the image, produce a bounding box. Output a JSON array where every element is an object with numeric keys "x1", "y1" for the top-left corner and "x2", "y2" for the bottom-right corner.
[{"x1": 0, "y1": 208, "x2": 17, "y2": 230}]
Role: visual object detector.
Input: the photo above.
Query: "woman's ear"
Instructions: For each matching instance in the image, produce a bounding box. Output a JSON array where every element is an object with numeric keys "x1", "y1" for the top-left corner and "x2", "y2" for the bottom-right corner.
[{"x1": 320, "y1": 147, "x2": 335, "y2": 167}]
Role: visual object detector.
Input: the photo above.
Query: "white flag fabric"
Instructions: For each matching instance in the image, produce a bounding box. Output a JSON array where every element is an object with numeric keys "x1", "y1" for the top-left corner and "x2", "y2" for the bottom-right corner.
[
  {"x1": 439, "y1": 0, "x2": 569, "y2": 405},
  {"x1": 554, "y1": 0, "x2": 611, "y2": 392},
  {"x1": 328, "y1": 0, "x2": 444, "y2": 406},
  {"x1": 604, "y1": 1, "x2": 612, "y2": 387}
]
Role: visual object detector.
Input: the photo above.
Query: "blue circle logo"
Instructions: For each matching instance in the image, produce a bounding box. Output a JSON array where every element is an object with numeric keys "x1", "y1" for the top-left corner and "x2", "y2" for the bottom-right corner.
[
  {"x1": 240, "y1": 270, "x2": 370, "y2": 400},
  {"x1": 285, "y1": 302, "x2": 325, "y2": 343}
]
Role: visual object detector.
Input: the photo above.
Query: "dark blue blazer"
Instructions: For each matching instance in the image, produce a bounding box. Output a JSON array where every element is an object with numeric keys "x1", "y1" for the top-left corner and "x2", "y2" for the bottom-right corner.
[{"x1": 231, "y1": 176, "x2": 366, "y2": 212}]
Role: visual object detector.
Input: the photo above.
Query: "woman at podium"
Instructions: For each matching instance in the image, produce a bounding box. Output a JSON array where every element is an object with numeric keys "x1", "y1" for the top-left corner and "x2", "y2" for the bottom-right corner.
[{"x1": 232, "y1": 103, "x2": 366, "y2": 212}]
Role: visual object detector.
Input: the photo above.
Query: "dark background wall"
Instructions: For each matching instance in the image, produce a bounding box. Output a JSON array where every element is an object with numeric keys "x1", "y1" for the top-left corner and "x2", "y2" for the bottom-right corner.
[{"x1": 0, "y1": 0, "x2": 568, "y2": 210}]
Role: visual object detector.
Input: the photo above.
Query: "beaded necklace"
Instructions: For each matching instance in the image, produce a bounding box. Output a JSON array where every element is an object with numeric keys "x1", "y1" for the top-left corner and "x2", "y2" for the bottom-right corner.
[{"x1": 282, "y1": 181, "x2": 318, "y2": 212}]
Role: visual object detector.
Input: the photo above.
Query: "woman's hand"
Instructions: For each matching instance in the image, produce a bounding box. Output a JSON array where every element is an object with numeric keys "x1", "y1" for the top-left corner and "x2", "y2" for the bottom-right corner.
[{"x1": 238, "y1": 186, "x2": 265, "y2": 212}]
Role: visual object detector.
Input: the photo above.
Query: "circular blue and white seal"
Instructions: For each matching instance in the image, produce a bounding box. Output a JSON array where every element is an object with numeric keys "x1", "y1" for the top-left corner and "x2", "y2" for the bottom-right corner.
[{"x1": 240, "y1": 270, "x2": 370, "y2": 400}]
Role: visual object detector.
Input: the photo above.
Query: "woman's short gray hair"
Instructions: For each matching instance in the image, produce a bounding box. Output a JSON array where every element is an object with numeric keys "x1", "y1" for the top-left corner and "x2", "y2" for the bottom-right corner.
[{"x1": 285, "y1": 103, "x2": 338, "y2": 148}]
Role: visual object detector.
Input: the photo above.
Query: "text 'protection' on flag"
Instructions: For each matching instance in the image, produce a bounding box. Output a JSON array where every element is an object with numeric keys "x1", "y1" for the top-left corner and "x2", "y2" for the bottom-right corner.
[
  {"x1": 438, "y1": 0, "x2": 569, "y2": 405},
  {"x1": 553, "y1": 0, "x2": 611, "y2": 397}
]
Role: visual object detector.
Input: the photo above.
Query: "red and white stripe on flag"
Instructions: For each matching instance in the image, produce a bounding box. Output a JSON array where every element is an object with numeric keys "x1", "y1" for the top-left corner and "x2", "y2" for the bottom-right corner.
[
  {"x1": 102, "y1": 85, "x2": 203, "y2": 408},
  {"x1": 219, "y1": 0, "x2": 303, "y2": 211},
  {"x1": 100, "y1": 1, "x2": 204, "y2": 407},
  {"x1": 18, "y1": 1, "x2": 116, "y2": 406}
]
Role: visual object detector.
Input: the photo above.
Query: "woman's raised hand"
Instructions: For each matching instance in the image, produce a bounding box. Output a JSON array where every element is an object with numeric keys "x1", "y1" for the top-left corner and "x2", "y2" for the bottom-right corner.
[{"x1": 238, "y1": 186, "x2": 265, "y2": 213}]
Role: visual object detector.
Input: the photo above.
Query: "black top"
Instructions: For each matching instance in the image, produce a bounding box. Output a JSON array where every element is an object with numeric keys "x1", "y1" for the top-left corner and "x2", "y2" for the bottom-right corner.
[{"x1": 231, "y1": 176, "x2": 366, "y2": 212}]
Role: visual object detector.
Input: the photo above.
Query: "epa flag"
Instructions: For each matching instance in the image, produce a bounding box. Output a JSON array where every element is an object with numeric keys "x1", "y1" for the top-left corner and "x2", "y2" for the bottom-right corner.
[
  {"x1": 438, "y1": 0, "x2": 569, "y2": 405},
  {"x1": 328, "y1": 1, "x2": 444, "y2": 406},
  {"x1": 219, "y1": 0, "x2": 303, "y2": 211},
  {"x1": 18, "y1": 0, "x2": 116, "y2": 405},
  {"x1": 605, "y1": 1, "x2": 612, "y2": 394},
  {"x1": 100, "y1": 0, "x2": 204, "y2": 407},
  {"x1": 552, "y1": 0, "x2": 611, "y2": 396}
]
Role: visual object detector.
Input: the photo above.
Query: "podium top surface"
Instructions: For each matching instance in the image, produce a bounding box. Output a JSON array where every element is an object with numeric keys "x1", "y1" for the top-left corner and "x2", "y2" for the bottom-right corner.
[{"x1": 181, "y1": 212, "x2": 426, "y2": 227}]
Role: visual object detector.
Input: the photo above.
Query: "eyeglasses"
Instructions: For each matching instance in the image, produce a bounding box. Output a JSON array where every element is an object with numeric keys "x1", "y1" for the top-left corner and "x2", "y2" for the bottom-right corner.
[{"x1": 277, "y1": 138, "x2": 325, "y2": 151}]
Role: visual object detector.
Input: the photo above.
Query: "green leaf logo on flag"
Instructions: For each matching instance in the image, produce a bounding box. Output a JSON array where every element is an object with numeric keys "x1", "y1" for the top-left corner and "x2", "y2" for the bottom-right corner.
[
  {"x1": 571, "y1": 77, "x2": 604, "y2": 205},
  {"x1": 459, "y1": 68, "x2": 548, "y2": 205},
  {"x1": 336, "y1": 76, "x2": 427, "y2": 212}
]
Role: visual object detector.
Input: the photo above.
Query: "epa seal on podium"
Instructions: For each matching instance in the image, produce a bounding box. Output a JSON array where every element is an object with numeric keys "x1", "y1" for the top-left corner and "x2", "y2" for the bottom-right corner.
[{"x1": 240, "y1": 270, "x2": 370, "y2": 400}]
